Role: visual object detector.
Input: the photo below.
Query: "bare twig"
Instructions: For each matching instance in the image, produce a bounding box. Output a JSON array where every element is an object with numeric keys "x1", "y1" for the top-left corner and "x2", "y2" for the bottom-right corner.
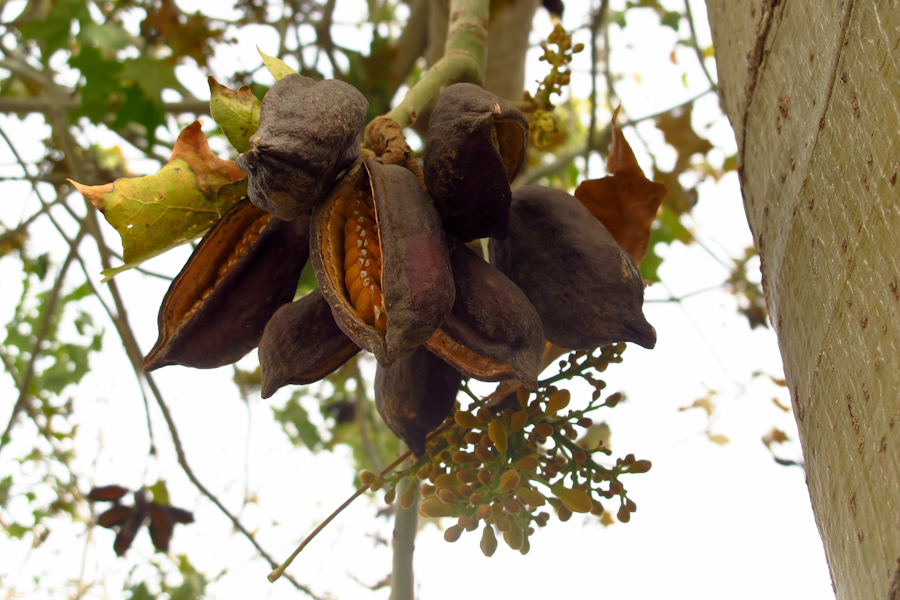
[
  {"x1": 682, "y1": 0, "x2": 718, "y2": 92},
  {"x1": 585, "y1": 0, "x2": 610, "y2": 179}
]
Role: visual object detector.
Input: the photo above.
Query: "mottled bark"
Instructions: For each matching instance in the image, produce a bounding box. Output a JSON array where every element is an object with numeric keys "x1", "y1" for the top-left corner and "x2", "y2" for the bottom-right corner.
[{"x1": 706, "y1": 1, "x2": 900, "y2": 598}]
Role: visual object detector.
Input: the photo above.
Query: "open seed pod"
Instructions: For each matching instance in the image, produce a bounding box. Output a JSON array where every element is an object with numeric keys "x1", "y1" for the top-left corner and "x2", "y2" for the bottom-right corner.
[
  {"x1": 374, "y1": 346, "x2": 462, "y2": 457},
  {"x1": 311, "y1": 159, "x2": 455, "y2": 367},
  {"x1": 258, "y1": 288, "x2": 361, "y2": 398},
  {"x1": 423, "y1": 83, "x2": 528, "y2": 241},
  {"x1": 426, "y1": 237, "x2": 544, "y2": 389},
  {"x1": 489, "y1": 185, "x2": 656, "y2": 351},
  {"x1": 143, "y1": 199, "x2": 310, "y2": 371},
  {"x1": 236, "y1": 73, "x2": 368, "y2": 221}
]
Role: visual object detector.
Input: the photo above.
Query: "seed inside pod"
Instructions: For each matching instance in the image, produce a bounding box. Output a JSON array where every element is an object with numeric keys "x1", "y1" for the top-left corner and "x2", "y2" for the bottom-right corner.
[
  {"x1": 182, "y1": 211, "x2": 274, "y2": 324},
  {"x1": 342, "y1": 186, "x2": 386, "y2": 332},
  {"x1": 311, "y1": 159, "x2": 455, "y2": 367},
  {"x1": 144, "y1": 198, "x2": 310, "y2": 371}
]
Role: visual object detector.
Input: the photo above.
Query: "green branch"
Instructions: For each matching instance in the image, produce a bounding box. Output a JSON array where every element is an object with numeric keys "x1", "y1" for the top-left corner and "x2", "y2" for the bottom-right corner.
[{"x1": 383, "y1": 0, "x2": 489, "y2": 129}]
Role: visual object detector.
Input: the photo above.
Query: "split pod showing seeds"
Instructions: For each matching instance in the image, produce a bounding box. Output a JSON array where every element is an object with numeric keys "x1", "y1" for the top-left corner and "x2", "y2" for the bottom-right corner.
[
  {"x1": 489, "y1": 185, "x2": 656, "y2": 351},
  {"x1": 143, "y1": 199, "x2": 310, "y2": 371},
  {"x1": 311, "y1": 158, "x2": 455, "y2": 367},
  {"x1": 374, "y1": 346, "x2": 462, "y2": 457},
  {"x1": 423, "y1": 83, "x2": 529, "y2": 241},
  {"x1": 258, "y1": 288, "x2": 362, "y2": 398},
  {"x1": 426, "y1": 237, "x2": 544, "y2": 389},
  {"x1": 236, "y1": 73, "x2": 368, "y2": 221}
]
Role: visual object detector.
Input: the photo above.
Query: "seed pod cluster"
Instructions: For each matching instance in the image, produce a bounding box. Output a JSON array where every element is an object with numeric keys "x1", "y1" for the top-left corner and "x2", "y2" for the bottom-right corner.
[
  {"x1": 237, "y1": 73, "x2": 369, "y2": 221},
  {"x1": 144, "y1": 199, "x2": 310, "y2": 371}
]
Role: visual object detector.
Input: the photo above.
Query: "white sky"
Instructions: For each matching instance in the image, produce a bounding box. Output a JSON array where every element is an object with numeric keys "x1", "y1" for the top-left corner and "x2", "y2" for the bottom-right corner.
[{"x1": 0, "y1": 1, "x2": 835, "y2": 599}]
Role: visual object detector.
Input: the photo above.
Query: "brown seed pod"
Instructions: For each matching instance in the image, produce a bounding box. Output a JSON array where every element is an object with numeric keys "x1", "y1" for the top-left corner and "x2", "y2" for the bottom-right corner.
[
  {"x1": 426, "y1": 238, "x2": 543, "y2": 388},
  {"x1": 236, "y1": 73, "x2": 368, "y2": 220},
  {"x1": 423, "y1": 83, "x2": 528, "y2": 241},
  {"x1": 374, "y1": 346, "x2": 462, "y2": 457},
  {"x1": 258, "y1": 288, "x2": 362, "y2": 398},
  {"x1": 489, "y1": 185, "x2": 656, "y2": 351},
  {"x1": 311, "y1": 159, "x2": 455, "y2": 367},
  {"x1": 144, "y1": 199, "x2": 310, "y2": 371}
]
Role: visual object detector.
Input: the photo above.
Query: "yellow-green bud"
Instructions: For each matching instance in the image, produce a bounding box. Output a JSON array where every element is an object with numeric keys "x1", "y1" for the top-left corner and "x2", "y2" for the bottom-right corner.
[
  {"x1": 480, "y1": 525, "x2": 498, "y2": 557},
  {"x1": 498, "y1": 470, "x2": 521, "y2": 492},
  {"x1": 454, "y1": 411, "x2": 482, "y2": 430},
  {"x1": 546, "y1": 389, "x2": 570, "y2": 416},
  {"x1": 418, "y1": 497, "x2": 456, "y2": 519},
  {"x1": 550, "y1": 483, "x2": 593, "y2": 513},
  {"x1": 443, "y1": 525, "x2": 463, "y2": 542},
  {"x1": 488, "y1": 419, "x2": 508, "y2": 454}
]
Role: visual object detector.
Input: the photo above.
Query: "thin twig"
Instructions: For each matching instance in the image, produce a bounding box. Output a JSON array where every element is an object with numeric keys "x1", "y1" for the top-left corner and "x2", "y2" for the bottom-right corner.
[
  {"x1": 682, "y1": 0, "x2": 717, "y2": 92},
  {"x1": 585, "y1": 0, "x2": 610, "y2": 179}
]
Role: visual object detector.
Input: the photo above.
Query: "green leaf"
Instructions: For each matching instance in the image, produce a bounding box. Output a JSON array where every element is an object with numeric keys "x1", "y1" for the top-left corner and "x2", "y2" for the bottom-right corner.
[
  {"x1": 272, "y1": 393, "x2": 323, "y2": 449},
  {"x1": 126, "y1": 582, "x2": 155, "y2": 600},
  {"x1": 121, "y1": 55, "x2": 186, "y2": 99},
  {"x1": 148, "y1": 480, "x2": 170, "y2": 506},
  {"x1": 110, "y1": 85, "x2": 166, "y2": 147},
  {"x1": 70, "y1": 122, "x2": 246, "y2": 281},
  {"x1": 208, "y1": 77, "x2": 260, "y2": 153},
  {"x1": 78, "y1": 22, "x2": 136, "y2": 52},
  {"x1": 69, "y1": 45, "x2": 126, "y2": 123},
  {"x1": 257, "y1": 47, "x2": 297, "y2": 81},
  {"x1": 17, "y1": 0, "x2": 91, "y2": 57}
]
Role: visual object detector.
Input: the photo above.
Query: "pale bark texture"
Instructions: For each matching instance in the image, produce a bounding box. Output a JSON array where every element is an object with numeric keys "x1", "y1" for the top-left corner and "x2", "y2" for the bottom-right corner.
[{"x1": 706, "y1": 1, "x2": 900, "y2": 598}]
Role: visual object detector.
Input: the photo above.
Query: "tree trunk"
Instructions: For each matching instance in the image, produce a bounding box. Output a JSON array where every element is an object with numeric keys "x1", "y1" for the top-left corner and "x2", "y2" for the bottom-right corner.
[{"x1": 705, "y1": 1, "x2": 900, "y2": 598}]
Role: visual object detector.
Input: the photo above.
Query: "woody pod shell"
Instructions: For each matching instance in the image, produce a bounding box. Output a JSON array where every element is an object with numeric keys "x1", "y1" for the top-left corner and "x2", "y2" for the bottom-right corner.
[
  {"x1": 489, "y1": 185, "x2": 656, "y2": 351},
  {"x1": 311, "y1": 159, "x2": 455, "y2": 367},
  {"x1": 423, "y1": 83, "x2": 528, "y2": 241},
  {"x1": 374, "y1": 346, "x2": 462, "y2": 457},
  {"x1": 236, "y1": 73, "x2": 368, "y2": 221},
  {"x1": 258, "y1": 288, "x2": 362, "y2": 398},
  {"x1": 427, "y1": 237, "x2": 544, "y2": 389},
  {"x1": 143, "y1": 199, "x2": 310, "y2": 371}
]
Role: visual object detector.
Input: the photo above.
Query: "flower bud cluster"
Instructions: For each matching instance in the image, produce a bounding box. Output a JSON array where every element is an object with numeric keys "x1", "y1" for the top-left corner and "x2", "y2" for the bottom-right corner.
[
  {"x1": 372, "y1": 344, "x2": 651, "y2": 556},
  {"x1": 523, "y1": 24, "x2": 584, "y2": 148}
]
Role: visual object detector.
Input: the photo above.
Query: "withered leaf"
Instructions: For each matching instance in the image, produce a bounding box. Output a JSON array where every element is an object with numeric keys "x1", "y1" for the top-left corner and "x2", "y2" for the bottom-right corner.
[
  {"x1": 87, "y1": 484, "x2": 130, "y2": 502},
  {"x1": 574, "y1": 107, "x2": 667, "y2": 266},
  {"x1": 656, "y1": 104, "x2": 714, "y2": 170},
  {"x1": 71, "y1": 121, "x2": 246, "y2": 281}
]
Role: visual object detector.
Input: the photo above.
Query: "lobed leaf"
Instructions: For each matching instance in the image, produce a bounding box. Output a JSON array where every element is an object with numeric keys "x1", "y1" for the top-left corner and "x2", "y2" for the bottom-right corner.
[{"x1": 70, "y1": 121, "x2": 246, "y2": 282}]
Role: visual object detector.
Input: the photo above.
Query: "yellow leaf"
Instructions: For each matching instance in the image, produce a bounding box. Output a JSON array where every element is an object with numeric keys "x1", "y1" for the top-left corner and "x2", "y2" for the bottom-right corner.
[
  {"x1": 772, "y1": 397, "x2": 791, "y2": 412},
  {"x1": 257, "y1": 47, "x2": 297, "y2": 81},
  {"x1": 707, "y1": 432, "x2": 730, "y2": 446}
]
